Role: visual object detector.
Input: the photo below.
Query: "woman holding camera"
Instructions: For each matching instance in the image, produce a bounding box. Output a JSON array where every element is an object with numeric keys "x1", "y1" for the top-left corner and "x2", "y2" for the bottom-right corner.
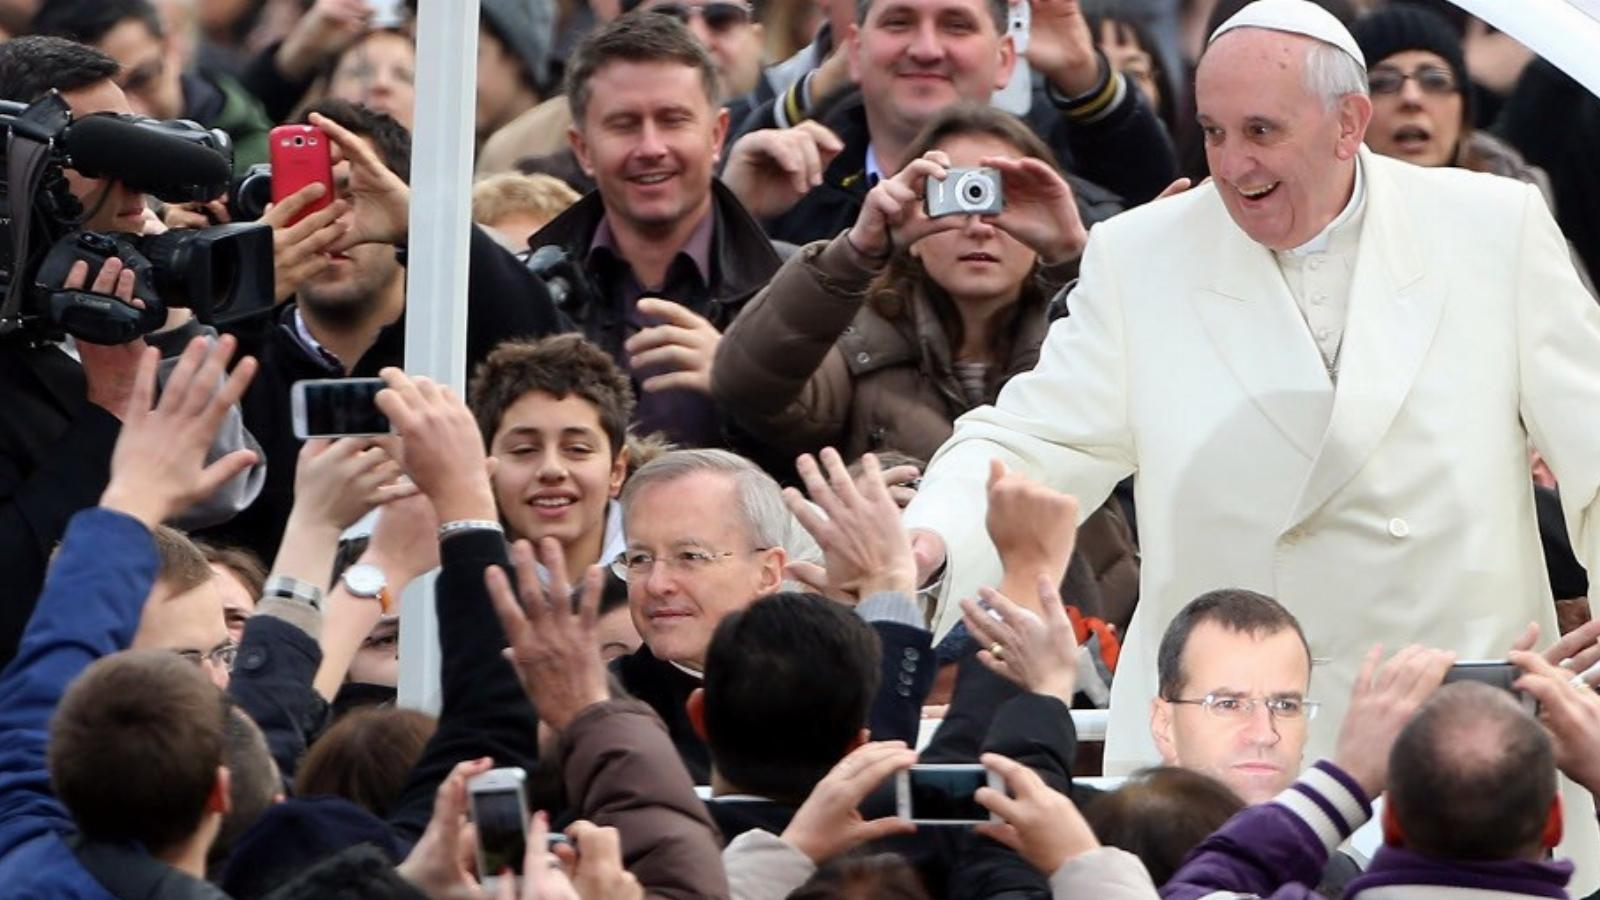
[
  {"x1": 715, "y1": 104, "x2": 1139, "y2": 625},
  {"x1": 715, "y1": 103, "x2": 1088, "y2": 468}
]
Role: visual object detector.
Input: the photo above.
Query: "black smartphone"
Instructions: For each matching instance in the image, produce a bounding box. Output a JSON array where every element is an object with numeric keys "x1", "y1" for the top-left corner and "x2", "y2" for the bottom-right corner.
[{"x1": 290, "y1": 378, "x2": 391, "y2": 439}]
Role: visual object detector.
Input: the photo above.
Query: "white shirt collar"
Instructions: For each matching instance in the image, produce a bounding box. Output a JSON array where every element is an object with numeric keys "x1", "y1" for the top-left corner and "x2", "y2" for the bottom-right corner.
[
  {"x1": 865, "y1": 143, "x2": 885, "y2": 186},
  {"x1": 1281, "y1": 156, "x2": 1366, "y2": 257}
]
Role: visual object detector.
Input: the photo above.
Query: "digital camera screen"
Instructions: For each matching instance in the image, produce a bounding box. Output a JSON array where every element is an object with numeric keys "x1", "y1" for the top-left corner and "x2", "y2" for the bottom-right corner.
[
  {"x1": 471, "y1": 788, "x2": 526, "y2": 877},
  {"x1": 907, "y1": 767, "x2": 989, "y2": 822},
  {"x1": 299, "y1": 379, "x2": 390, "y2": 437}
]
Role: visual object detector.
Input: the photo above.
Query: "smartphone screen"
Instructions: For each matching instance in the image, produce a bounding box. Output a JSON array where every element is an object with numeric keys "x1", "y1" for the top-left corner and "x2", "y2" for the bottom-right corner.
[
  {"x1": 1443, "y1": 661, "x2": 1520, "y2": 692},
  {"x1": 470, "y1": 788, "x2": 527, "y2": 878},
  {"x1": 292, "y1": 378, "x2": 390, "y2": 439},
  {"x1": 906, "y1": 766, "x2": 990, "y2": 823}
]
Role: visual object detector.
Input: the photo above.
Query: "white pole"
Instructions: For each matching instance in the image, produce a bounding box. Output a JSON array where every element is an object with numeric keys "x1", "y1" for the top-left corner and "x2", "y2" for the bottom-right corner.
[{"x1": 397, "y1": 0, "x2": 480, "y2": 712}]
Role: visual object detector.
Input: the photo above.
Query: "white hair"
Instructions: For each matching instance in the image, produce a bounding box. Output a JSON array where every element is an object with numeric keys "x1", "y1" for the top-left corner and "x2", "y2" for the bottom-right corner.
[
  {"x1": 1303, "y1": 40, "x2": 1369, "y2": 110},
  {"x1": 620, "y1": 449, "x2": 822, "y2": 583}
]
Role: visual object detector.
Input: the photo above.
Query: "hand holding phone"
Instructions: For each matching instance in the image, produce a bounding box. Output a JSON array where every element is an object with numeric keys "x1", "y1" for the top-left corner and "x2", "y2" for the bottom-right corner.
[
  {"x1": 1445, "y1": 659, "x2": 1538, "y2": 713},
  {"x1": 291, "y1": 378, "x2": 393, "y2": 439},
  {"x1": 270, "y1": 124, "x2": 335, "y2": 228},
  {"x1": 895, "y1": 763, "x2": 1002, "y2": 825},
  {"x1": 468, "y1": 767, "x2": 528, "y2": 893}
]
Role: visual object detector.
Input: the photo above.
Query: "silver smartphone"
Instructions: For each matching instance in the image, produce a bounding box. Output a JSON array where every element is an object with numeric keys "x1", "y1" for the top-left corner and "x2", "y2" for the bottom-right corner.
[
  {"x1": 895, "y1": 763, "x2": 1002, "y2": 825},
  {"x1": 468, "y1": 767, "x2": 529, "y2": 893},
  {"x1": 368, "y1": 0, "x2": 408, "y2": 28},
  {"x1": 290, "y1": 378, "x2": 391, "y2": 439},
  {"x1": 993, "y1": 0, "x2": 1032, "y2": 115}
]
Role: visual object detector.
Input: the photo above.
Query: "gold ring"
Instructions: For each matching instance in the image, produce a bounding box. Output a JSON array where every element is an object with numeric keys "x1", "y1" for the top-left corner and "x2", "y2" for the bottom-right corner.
[{"x1": 989, "y1": 642, "x2": 1005, "y2": 661}]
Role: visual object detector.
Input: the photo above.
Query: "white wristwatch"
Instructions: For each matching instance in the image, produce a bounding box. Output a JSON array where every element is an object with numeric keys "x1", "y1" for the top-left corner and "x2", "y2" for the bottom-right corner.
[{"x1": 341, "y1": 563, "x2": 393, "y2": 615}]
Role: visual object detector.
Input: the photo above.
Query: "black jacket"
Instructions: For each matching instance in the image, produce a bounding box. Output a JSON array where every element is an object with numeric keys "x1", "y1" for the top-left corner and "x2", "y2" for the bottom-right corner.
[
  {"x1": 228, "y1": 607, "x2": 329, "y2": 785},
  {"x1": 752, "y1": 81, "x2": 1176, "y2": 247},
  {"x1": 614, "y1": 616, "x2": 937, "y2": 790},
  {"x1": 211, "y1": 226, "x2": 563, "y2": 564},
  {"x1": 386, "y1": 528, "x2": 541, "y2": 842}
]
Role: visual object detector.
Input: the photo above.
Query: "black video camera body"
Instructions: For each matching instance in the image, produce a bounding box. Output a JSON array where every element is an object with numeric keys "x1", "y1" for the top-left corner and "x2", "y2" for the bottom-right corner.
[{"x1": 0, "y1": 91, "x2": 275, "y2": 344}]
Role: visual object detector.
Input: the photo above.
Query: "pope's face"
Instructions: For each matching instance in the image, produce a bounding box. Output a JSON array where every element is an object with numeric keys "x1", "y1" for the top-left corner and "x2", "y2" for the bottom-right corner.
[{"x1": 1195, "y1": 30, "x2": 1370, "y2": 250}]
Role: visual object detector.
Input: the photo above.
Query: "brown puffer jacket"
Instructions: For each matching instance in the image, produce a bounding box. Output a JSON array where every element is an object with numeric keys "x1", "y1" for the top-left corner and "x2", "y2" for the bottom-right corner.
[{"x1": 713, "y1": 231, "x2": 1139, "y2": 625}]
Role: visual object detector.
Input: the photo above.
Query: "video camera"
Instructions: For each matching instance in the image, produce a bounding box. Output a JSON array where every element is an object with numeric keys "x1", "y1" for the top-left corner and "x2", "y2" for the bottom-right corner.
[{"x1": 0, "y1": 91, "x2": 274, "y2": 345}]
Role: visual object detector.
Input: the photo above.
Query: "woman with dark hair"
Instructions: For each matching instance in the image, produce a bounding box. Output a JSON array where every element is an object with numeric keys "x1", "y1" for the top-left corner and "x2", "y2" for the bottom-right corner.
[
  {"x1": 715, "y1": 102, "x2": 1086, "y2": 467},
  {"x1": 1083, "y1": 2, "x2": 1180, "y2": 138},
  {"x1": 293, "y1": 706, "x2": 437, "y2": 818},
  {"x1": 715, "y1": 102, "x2": 1139, "y2": 619}
]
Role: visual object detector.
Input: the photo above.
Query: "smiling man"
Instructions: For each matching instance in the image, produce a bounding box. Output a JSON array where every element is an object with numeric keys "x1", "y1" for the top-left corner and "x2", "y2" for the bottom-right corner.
[
  {"x1": 608, "y1": 448, "x2": 817, "y2": 782},
  {"x1": 899, "y1": 0, "x2": 1600, "y2": 887},
  {"x1": 525, "y1": 13, "x2": 786, "y2": 450}
]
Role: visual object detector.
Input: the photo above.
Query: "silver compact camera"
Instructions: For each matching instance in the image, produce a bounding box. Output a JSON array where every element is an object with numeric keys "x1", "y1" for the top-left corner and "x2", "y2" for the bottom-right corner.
[{"x1": 924, "y1": 167, "x2": 1004, "y2": 218}]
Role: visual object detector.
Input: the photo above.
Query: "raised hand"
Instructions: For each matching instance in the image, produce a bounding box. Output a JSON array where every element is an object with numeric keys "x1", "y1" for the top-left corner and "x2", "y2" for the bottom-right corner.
[
  {"x1": 100, "y1": 335, "x2": 258, "y2": 528},
  {"x1": 978, "y1": 154, "x2": 1087, "y2": 265},
  {"x1": 961, "y1": 574, "x2": 1078, "y2": 704},
  {"x1": 1511, "y1": 650, "x2": 1600, "y2": 796},
  {"x1": 276, "y1": 0, "x2": 374, "y2": 81},
  {"x1": 1331, "y1": 644, "x2": 1455, "y2": 798},
  {"x1": 313, "y1": 111, "x2": 410, "y2": 252},
  {"x1": 984, "y1": 459, "x2": 1079, "y2": 614},
  {"x1": 1026, "y1": 0, "x2": 1101, "y2": 96},
  {"x1": 486, "y1": 537, "x2": 610, "y2": 730},
  {"x1": 374, "y1": 368, "x2": 497, "y2": 524},
  {"x1": 262, "y1": 181, "x2": 350, "y2": 302},
  {"x1": 289, "y1": 437, "x2": 416, "y2": 532},
  {"x1": 846, "y1": 150, "x2": 964, "y2": 260},
  {"x1": 783, "y1": 449, "x2": 918, "y2": 603},
  {"x1": 780, "y1": 741, "x2": 918, "y2": 863},
  {"x1": 623, "y1": 298, "x2": 722, "y2": 394},
  {"x1": 975, "y1": 752, "x2": 1101, "y2": 877},
  {"x1": 721, "y1": 121, "x2": 845, "y2": 219}
]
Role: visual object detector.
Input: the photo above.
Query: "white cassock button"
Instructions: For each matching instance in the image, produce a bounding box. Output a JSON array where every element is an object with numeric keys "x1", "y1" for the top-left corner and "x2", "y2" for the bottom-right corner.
[{"x1": 1388, "y1": 518, "x2": 1410, "y2": 538}]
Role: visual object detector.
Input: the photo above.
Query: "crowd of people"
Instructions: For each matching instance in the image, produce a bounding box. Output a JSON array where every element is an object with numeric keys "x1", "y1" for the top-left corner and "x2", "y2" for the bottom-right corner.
[{"x1": 0, "y1": 0, "x2": 1598, "y2": 897}]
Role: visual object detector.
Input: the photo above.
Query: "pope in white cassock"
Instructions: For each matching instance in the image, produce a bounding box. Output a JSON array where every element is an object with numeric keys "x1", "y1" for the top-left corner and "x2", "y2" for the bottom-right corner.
[{"x1": 901, "y1": 0, "x2": 1600, "y2": 888}]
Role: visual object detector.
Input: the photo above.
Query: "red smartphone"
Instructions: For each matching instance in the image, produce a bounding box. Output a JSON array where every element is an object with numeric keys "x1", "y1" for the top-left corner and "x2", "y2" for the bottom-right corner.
[{"x1": 269, "y1": 124, "x2": 334, "y2": 227}]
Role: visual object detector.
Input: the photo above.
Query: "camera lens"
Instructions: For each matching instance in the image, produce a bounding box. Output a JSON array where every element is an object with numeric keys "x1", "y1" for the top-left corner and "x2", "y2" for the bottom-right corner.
[{"x1": 965, "y1": 183, "x2": 984, "y2": 200}]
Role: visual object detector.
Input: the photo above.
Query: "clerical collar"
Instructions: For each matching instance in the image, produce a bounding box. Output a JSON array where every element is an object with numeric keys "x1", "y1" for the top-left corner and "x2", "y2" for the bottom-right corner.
[
  {"x1": 670, "y1": 659, "x2": 705, "y2": 680},
  {"x1": 865, "y1": 143, "x2": 884, "y2": 187},
  {"x1": 1280, "y1": 156, "x2": 1366, "y2": 258}
]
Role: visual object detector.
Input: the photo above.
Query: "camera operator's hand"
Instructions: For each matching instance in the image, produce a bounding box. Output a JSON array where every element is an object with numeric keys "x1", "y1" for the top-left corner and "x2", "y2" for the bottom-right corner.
[
  {"x1": 1332, "y1": 644, "x2": 1455, "y2": 799},
  {"x1": 374, "y1": 368, "x2": 497, "y2": 524},
  {"x1": 961, "y1": 575, "x2": 1079, "y2": 705},
  {"x1": 985, "y1": 459, "x2": 1079, "y2": 615},
  {"x1": 846, "y1": 150, "x2": 963, "y2": 260},
  {"x1": 99, "y1": 334, "x2": 259, "y2": 528},
  {"x1": 262, "y1": 182, "x2": 350, "y2": 303},
  {"x1": 1511, "y1": 650, "x2": 1600, "y2": 796},
  {"x1": 780, "y1": 741, "x2": 918, "y2": 864},
  {"x1": 487, "y1": 538, "x2": 610, "y2": 731},
  {"x1": 66, "y1": 257, "x2": 145, "y2": 418},
  {"x1": 162, "y1": 198, "x2": 232, "y2": 231},
  {"x1": 312, "y1": 111, "x2": 410, "y2": 252},
  {"x1": 397, "y1": 755, "x2": 495, "y2": 900},
  {"x1": 624, "y1": 298, "x2": 721, "y2": 394},
  {"x1": 276, "y1": 0, "x2": 373, "y2": 82},
  {"x1": 782, "y1": 449, "x2": 918, "y2": 602},
  {"x1": 977, "y1": 155, "x2": 1087, "y2": 266},
  {"x1": 976, "y1": 752, "x2": 1100, "y2": 877},
  {"x1": 721, "y1": 122, "x2": 844, "y2": 219}
]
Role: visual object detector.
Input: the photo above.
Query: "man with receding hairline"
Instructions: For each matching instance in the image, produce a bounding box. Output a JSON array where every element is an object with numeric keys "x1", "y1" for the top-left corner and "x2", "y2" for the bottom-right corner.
[{"x1": 900, "y1": 0, "x2": 1600, "y2": 886}]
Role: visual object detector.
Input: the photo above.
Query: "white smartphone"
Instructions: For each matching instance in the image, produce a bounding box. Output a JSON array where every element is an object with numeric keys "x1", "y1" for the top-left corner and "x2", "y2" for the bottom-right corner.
[
  {"x1": 290, "y1": 378, "x2": 392, "y2": 439},
  {"x1": 468, "y1": 767, "x2": 529, "y2": 893},
  {"x1": 993, "y1": 0, "x2": 1032, "y2": 116},
  {"x1": 368, "y1": 0, "x2": 408, "y2": 29},
  {"x1": 895, "y1": 764, "x2": 1002, "y2": 825}
]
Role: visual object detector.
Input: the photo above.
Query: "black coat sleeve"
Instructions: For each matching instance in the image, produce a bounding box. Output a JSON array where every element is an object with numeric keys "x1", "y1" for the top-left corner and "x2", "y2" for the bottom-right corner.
[
  {"x1": 947, "y1": 690, "x2": 1082, "y2": 900},
  {"x1": 227, "y1": 612, "x2": 329, "y2": 784},
  {"x1": 386, "y1": 529, "x2": 541, "y2": 841},
  {"x1": 463, "y1": 224, "x2": 572, "y2": 360},
  {"x1": 868, "y1": 621, "x2": 937, "y2": 745},
  {"x1": 1049, "y1": 80, "x2": 1178, "y2": 207}
]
